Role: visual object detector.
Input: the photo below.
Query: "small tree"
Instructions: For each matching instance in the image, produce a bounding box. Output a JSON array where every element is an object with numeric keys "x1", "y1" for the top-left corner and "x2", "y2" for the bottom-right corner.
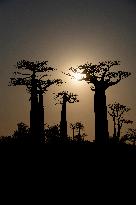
[
  {"x1": 12, "y1": 122, "x2": 30, "y2": 143},
  {"x1": 10, "y1": 60, "x2": 63, "y2": 144},
  {"x1": 45, "y1": 124, "x2": 61, "y2": 144},
  {"x1": 70, "y1": 123, "x2": 76, "y2": 139},
  {"x1": 121, "y1": 128, "x2": 136, "y2": 145},
  {"x1": 75, "y1": 122, "x2": 86, "y2": 142},
  {"x1": 108, "y1": 102, "x2": 133, "y2": 142},
  {"x1": 70, "y1": 122, "x2": 86, "y2": 142},
  {"x1": 68, "y1": 61, "x2": 131, "y2": 144},
  {"x1": 55, "y1": 91, "x2": 79, "y2": 139}
]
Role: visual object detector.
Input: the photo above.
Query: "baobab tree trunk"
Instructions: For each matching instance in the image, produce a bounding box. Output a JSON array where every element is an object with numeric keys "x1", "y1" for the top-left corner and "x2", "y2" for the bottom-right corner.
[
  {"x1": 30, "y1": 72, "x2": 39, "y2": 143},
  {"x1": 30, "y1": 72, "x2": 45, "y2": 144},
  {"x1": 39, "y1": 91, "x2": 45, "y2": 144},
  {"x1": 72, "y1": 128, "x2": 75, "y2": 140},
  {"x1": 117, "y1": 119, "x2": 121, "y2": 142},
  {"x1": 30, "y1": 90, "x2": 45, "y2": 144},
  {"x1": 113, "y1": 116, "x2": 117, "y2": 139},
  {"x1": 78, "y1": 127, "x2": 82, "y2": 141},
  {"x1": 60, "y1": 95, "x2": 67, "y2": 139},
  {"x1": 94, "y1": 88, "x2": 109, "y2": 144},
  {"x1": 79, "y1": 128, "x2": 81, "y2": 136}
]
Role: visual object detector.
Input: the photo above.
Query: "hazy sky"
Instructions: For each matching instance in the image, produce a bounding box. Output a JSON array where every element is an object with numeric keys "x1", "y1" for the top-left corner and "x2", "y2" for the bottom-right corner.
[{"x1": 0, "y1": 0, "x2": 136, "y2": 140}]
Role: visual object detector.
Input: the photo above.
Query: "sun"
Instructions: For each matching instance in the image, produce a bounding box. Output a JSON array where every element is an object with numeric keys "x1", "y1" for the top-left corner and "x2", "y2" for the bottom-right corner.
[{"x1": 74, "y1": 72, "x2": 82, "y2": 81}]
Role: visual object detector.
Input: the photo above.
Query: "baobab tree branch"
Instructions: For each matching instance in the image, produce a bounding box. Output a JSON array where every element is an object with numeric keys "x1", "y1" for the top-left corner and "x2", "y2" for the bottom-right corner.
[
  {"x1": 106, "y1": 71, "x2": 131, "y2": 88},
  {"x1": 9, "y1": 77, "x2": 30, "y2": 87},
  {"x1": 16, "y1": 60, "x2": 55, "y2": 73},
  {"x1": 9, "y1": 60, "x2": 63, "y2": 93},
  {"x1": 69, "y1": 61, "x2": 131, "y2": 91},
  {"x1": 38, "y1": 79, "x2": 63, "y2": 93},
  {"x1": 55, "y1": 91, "x2": 79, "y2": 104}
]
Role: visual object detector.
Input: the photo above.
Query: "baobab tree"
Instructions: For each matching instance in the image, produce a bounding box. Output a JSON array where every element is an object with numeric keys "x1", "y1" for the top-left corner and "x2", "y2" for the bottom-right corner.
[
  {"x1": 69, "y1": 61, "x2": 131, "y2": 144},
  {"x1": 9, "y1": 60, "x2": 63, "y2": 144},
  {"x1": 55, "y1": 91, "x2": 79, "y2": 139},
  {"x1": 108, "y1": 102, "x2": 133, "y2": 142}
]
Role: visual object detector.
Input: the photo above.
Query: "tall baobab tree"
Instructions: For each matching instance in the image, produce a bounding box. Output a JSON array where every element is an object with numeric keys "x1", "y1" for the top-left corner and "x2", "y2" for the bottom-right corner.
[
  {"x1": 55, "y1": 91, "x2": 79, "y2": 139},
  {"x1": 10, "y1": 60, "x2": 63, "y2": 144},
  {"x1": 69, "y1": 61, "x2": 131, "y2": 144},
  {"x1": 108, "y1": 102, "x2": 133, "y2": 142}
]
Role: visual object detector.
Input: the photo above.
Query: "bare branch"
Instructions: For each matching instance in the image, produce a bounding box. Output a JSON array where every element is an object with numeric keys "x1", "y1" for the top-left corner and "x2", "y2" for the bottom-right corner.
[{"x1": 108, "y1": 102, "x2": 132, "y2": 139}]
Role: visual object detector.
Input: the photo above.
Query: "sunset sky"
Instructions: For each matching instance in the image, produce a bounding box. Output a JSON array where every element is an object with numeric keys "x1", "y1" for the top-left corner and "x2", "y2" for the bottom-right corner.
[{"x1": 0, "y1": 0, "x2": 135, "y2": 140}]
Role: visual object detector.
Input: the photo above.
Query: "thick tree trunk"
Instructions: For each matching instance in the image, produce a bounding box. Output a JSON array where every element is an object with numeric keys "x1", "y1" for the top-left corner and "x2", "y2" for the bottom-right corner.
[
  {"x1": 30, "y1": 73, "x2": 45, "y2": 144},
  {"x1": 73, "y1": 128, "x2": 75, "y2": 140},
  {"x1": 113, "y1": 116, "x2": 116, "y2": 138},
  {"x1": 30, "y1": 75, "x2": 39, "y2": 144},
  {"x1": 117, "y1": 120, "x2": 121, "y2": 142},
  {"x1": 94, "y1": 88, "x2": 109, "y2": 144},
  {"x1": 60, "y1": 95, "x2": 67, "y2": 139},
  {"x1": 39, "y1": 92, "x2": 45, "y2": 143}
]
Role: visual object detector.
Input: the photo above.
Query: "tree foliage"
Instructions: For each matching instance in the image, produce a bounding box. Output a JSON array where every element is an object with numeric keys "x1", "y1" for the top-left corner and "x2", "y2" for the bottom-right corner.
[
  {"x1": 68, "y1": 61, "x2": 131, "y2": 91},
  {"x1": 70, "y1": 122, "x2": 86, "y2": 141},
  {"x1": 45, "y1": 124, "x2": 61, "y2": 144},
  {"x1": 121, "y1": 128, "x2": 136, "y2": 145},
  {"x1": 54, "y1": 91, "x2": 79, "y2": 104},
  {"x1": 9, "y1": 60, "x2": 63, "y2": 93},
  {"x1": 12, "y1": 122, "x2": 30, "y2": 142}
]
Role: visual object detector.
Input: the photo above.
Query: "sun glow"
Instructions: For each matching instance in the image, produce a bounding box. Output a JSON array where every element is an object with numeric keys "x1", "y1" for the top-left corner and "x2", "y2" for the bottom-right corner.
[{"x1": 74, "y1": 72, "x2": 83, "y2": 81}]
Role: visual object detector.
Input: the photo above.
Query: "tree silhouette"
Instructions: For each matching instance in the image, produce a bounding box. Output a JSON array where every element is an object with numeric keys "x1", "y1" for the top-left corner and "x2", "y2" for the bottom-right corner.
[
  {"x1": 75, "y1": 122, "x2": 84, "y2": 135},
  {"x1": 70, "y1": 123, "x2": 76, "y2": 139},
  {"x1": 74, "y1": 122, "x2": 86, "y2": 142},
  {"x1": 55, "y1": 91, "x2": 79, "y2": 139},
  {"x1": 120, "y1": 128, "x2": 136, "y2": 145},
  {"x1": 12, "y1": 122, "x2": 30, "y2": 143},
  {"x1": 9, "y1": 60, "x2": 63, "y2": 144},
  {"x1": 70, "y1": 122, "x2": 87, "y2": 142},
  {"x1": 0, "y1": 135, "x2": 13, "y2": 144},
  {"x1": 108, "y1": 102, "x2": 133, "y2": 142},
  {"x1": 69, "y1": 61, "x2": 131, "y2": 144},
  {"x1": 45, "y1": 124, "x2": 61, "y2": 144}
]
